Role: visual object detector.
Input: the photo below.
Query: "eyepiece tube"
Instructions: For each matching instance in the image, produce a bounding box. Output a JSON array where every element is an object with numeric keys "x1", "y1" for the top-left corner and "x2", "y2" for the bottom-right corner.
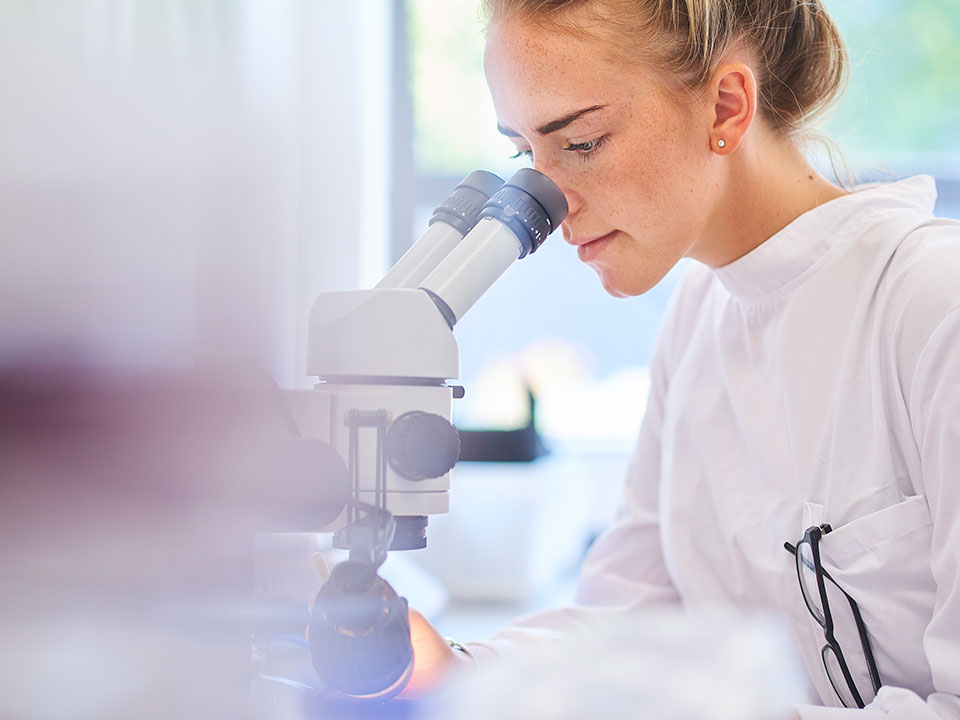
[
  {"x1": 375, "y1": 170, "x2": 504, "y2": 289},
  {"x1": 419, "y1": 168, "x2": 567, "y2": 326}
]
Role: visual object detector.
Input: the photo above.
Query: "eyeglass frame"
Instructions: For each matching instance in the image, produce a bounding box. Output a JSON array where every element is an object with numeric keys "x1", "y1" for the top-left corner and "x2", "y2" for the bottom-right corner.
[{"x1": 783, "y1": 523, "x2": 883, "y2": 708}]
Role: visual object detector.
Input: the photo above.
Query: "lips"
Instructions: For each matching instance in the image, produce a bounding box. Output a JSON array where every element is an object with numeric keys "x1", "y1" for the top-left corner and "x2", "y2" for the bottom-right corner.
[{"x1": 573, "y1": 230, "x2": 618, "y2": 262}]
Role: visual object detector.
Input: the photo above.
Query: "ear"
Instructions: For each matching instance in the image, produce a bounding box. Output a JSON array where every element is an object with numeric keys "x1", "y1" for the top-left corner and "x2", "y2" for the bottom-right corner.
[{"x1": 709, "y1": 63, "x2": 757, "y2": 154}]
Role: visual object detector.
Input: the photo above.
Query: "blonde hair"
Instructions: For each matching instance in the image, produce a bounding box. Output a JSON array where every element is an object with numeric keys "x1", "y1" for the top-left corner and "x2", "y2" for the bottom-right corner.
[{"x1": 480, "y1": 0, "x2": 848, "y2": 136}]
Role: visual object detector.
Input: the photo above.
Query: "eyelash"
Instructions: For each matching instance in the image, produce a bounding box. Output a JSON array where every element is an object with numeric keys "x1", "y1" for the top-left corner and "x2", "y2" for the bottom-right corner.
[
  {"x1": 509, "y1": 135, "x2": 609, "y2": 161},
  {"x1": 565, "y1": 135, "x2": 608, "y2": 157}
]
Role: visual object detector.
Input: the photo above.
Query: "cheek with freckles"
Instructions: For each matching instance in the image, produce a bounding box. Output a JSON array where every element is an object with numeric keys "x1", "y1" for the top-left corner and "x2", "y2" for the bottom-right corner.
[{"x1": 578, "y1": 111, "x2": 700, "y2": 232}]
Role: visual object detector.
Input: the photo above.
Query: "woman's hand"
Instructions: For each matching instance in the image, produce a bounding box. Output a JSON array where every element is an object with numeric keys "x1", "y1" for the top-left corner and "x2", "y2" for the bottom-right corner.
[{"x1": 399, "y1": 608, "x2": 475, "y2": 698}]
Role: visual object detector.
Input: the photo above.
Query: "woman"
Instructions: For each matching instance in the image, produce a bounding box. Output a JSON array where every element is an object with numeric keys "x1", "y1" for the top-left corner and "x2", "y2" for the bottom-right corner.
[{"x1": 406, "y1": 1, "x2": 960, "y2": 716}]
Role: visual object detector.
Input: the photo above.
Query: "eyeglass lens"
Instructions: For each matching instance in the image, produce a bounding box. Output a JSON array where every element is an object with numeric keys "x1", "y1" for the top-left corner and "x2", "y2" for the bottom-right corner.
[
  {"x1": 797, "y1": 540, "x2": 825, "y2": 624},
  {"x1": 822, "y1": 644, "x2": 859, "y2": 708}
]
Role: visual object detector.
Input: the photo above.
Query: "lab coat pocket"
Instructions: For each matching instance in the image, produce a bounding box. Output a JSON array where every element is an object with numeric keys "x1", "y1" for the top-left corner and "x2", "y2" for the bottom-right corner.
[
  {"x1": 817, "y1": 495, "x2": 936, "y2": 698},
  {"x1": 819, "y1": 495, "x2": 932, "y2": 568}
]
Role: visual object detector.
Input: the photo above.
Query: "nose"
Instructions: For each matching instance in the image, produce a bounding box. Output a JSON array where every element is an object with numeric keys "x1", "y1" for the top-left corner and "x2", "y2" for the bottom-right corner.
[{"x1": 559, "y1": 185, "x2": 583, "y2": 218}]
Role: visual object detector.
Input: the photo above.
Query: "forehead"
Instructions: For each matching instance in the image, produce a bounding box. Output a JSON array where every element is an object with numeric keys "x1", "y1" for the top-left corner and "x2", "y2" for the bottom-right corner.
[
  {"x1": 484, "y1": 19, "x2": 635, "y2": 124},
  {"x1": 483, "y1": 17, "x2": 650, "y2": 131}
]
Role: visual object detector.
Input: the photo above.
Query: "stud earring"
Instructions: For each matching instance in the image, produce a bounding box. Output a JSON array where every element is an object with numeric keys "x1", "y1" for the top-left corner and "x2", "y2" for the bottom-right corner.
[{"x1": 717, "y1": 139, "x2": 726, "y2": 148}]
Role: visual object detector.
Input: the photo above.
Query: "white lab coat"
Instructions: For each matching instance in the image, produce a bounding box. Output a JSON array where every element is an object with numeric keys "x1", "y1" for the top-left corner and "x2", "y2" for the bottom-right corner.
[{"x1": 469, "y1": 176, "x2": 960, "y2": 718}]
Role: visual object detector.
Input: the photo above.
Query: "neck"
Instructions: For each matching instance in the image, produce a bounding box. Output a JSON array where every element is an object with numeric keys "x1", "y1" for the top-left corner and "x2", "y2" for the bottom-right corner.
[{"x1": 693, "y1": 129, "x2": 847, "y2": 268}]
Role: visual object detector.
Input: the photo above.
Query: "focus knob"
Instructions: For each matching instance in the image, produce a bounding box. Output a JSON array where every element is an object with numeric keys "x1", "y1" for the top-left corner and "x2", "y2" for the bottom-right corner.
[{"x1": 385, "y1": 411, "x2": 460, "y2": 480}]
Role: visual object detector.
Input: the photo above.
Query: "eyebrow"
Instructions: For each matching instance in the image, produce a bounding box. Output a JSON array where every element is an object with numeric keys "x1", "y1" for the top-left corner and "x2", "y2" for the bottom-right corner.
[{"x1": 497, "y1": 104, "x2": 608, "y2": 138}]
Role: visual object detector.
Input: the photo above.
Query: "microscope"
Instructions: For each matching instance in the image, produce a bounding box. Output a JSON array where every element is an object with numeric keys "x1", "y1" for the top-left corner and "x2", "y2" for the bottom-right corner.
[{"x1": 279, "y1": 168, "x2": 568, "y2": 703}]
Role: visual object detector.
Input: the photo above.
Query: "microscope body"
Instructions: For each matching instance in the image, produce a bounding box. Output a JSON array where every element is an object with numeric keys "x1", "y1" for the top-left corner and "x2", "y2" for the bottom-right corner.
[
  {"x1": 285, "y1": 288, "x2": 461, "y2": 538},
  {"x1": 284, "y1": 168, "x2": 568, "y2": 703}
]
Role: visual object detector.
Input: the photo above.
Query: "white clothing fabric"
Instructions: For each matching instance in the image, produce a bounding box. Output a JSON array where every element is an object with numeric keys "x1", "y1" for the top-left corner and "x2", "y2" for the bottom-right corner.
[{"x1": 468, "y1": 176, "x2": 960, "y2": 718}]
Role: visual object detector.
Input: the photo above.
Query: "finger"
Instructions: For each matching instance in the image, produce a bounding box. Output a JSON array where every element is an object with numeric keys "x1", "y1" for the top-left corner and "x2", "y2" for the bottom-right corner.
[{"x1": 312, "y1": 552, "x2": 331, "y2": 581}]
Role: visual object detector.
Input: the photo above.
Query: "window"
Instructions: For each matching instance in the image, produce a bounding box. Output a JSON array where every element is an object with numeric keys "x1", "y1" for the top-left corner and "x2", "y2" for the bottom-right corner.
[{"x1": 399, "y1": 0, "x2": 960, "y2": 441}]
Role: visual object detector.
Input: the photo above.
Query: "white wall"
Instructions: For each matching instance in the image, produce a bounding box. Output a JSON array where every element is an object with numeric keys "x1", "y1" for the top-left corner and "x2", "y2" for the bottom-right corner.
[{"x1": 0, "y1": 0, "x2": 393, "y2": 386}]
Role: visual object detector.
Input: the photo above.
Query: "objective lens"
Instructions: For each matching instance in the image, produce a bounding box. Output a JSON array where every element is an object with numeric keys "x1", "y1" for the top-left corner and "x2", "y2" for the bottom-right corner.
[{"x1": 308, "y1": 562, "x2": 413, "y2": 701}]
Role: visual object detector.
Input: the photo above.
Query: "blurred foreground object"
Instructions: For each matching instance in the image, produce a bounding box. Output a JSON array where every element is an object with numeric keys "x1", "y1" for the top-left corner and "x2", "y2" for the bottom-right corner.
[
  {"x1": 0, "y1": 365, "x2": 317, "y2": 720},
  {"x1": 425, "y1": 610, "x2": 811, "y2": 720}
]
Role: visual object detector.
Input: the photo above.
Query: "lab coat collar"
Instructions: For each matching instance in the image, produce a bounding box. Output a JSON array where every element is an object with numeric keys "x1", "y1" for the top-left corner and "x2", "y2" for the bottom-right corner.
[{"x1": 712, "y1": 175, "x2": 938, "y2": 301}]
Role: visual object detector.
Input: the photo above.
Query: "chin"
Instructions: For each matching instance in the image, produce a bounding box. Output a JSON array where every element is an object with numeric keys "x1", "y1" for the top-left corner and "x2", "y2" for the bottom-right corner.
[{"x1": 594, "y1": 267, "x2": 659, "y2": 298}]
